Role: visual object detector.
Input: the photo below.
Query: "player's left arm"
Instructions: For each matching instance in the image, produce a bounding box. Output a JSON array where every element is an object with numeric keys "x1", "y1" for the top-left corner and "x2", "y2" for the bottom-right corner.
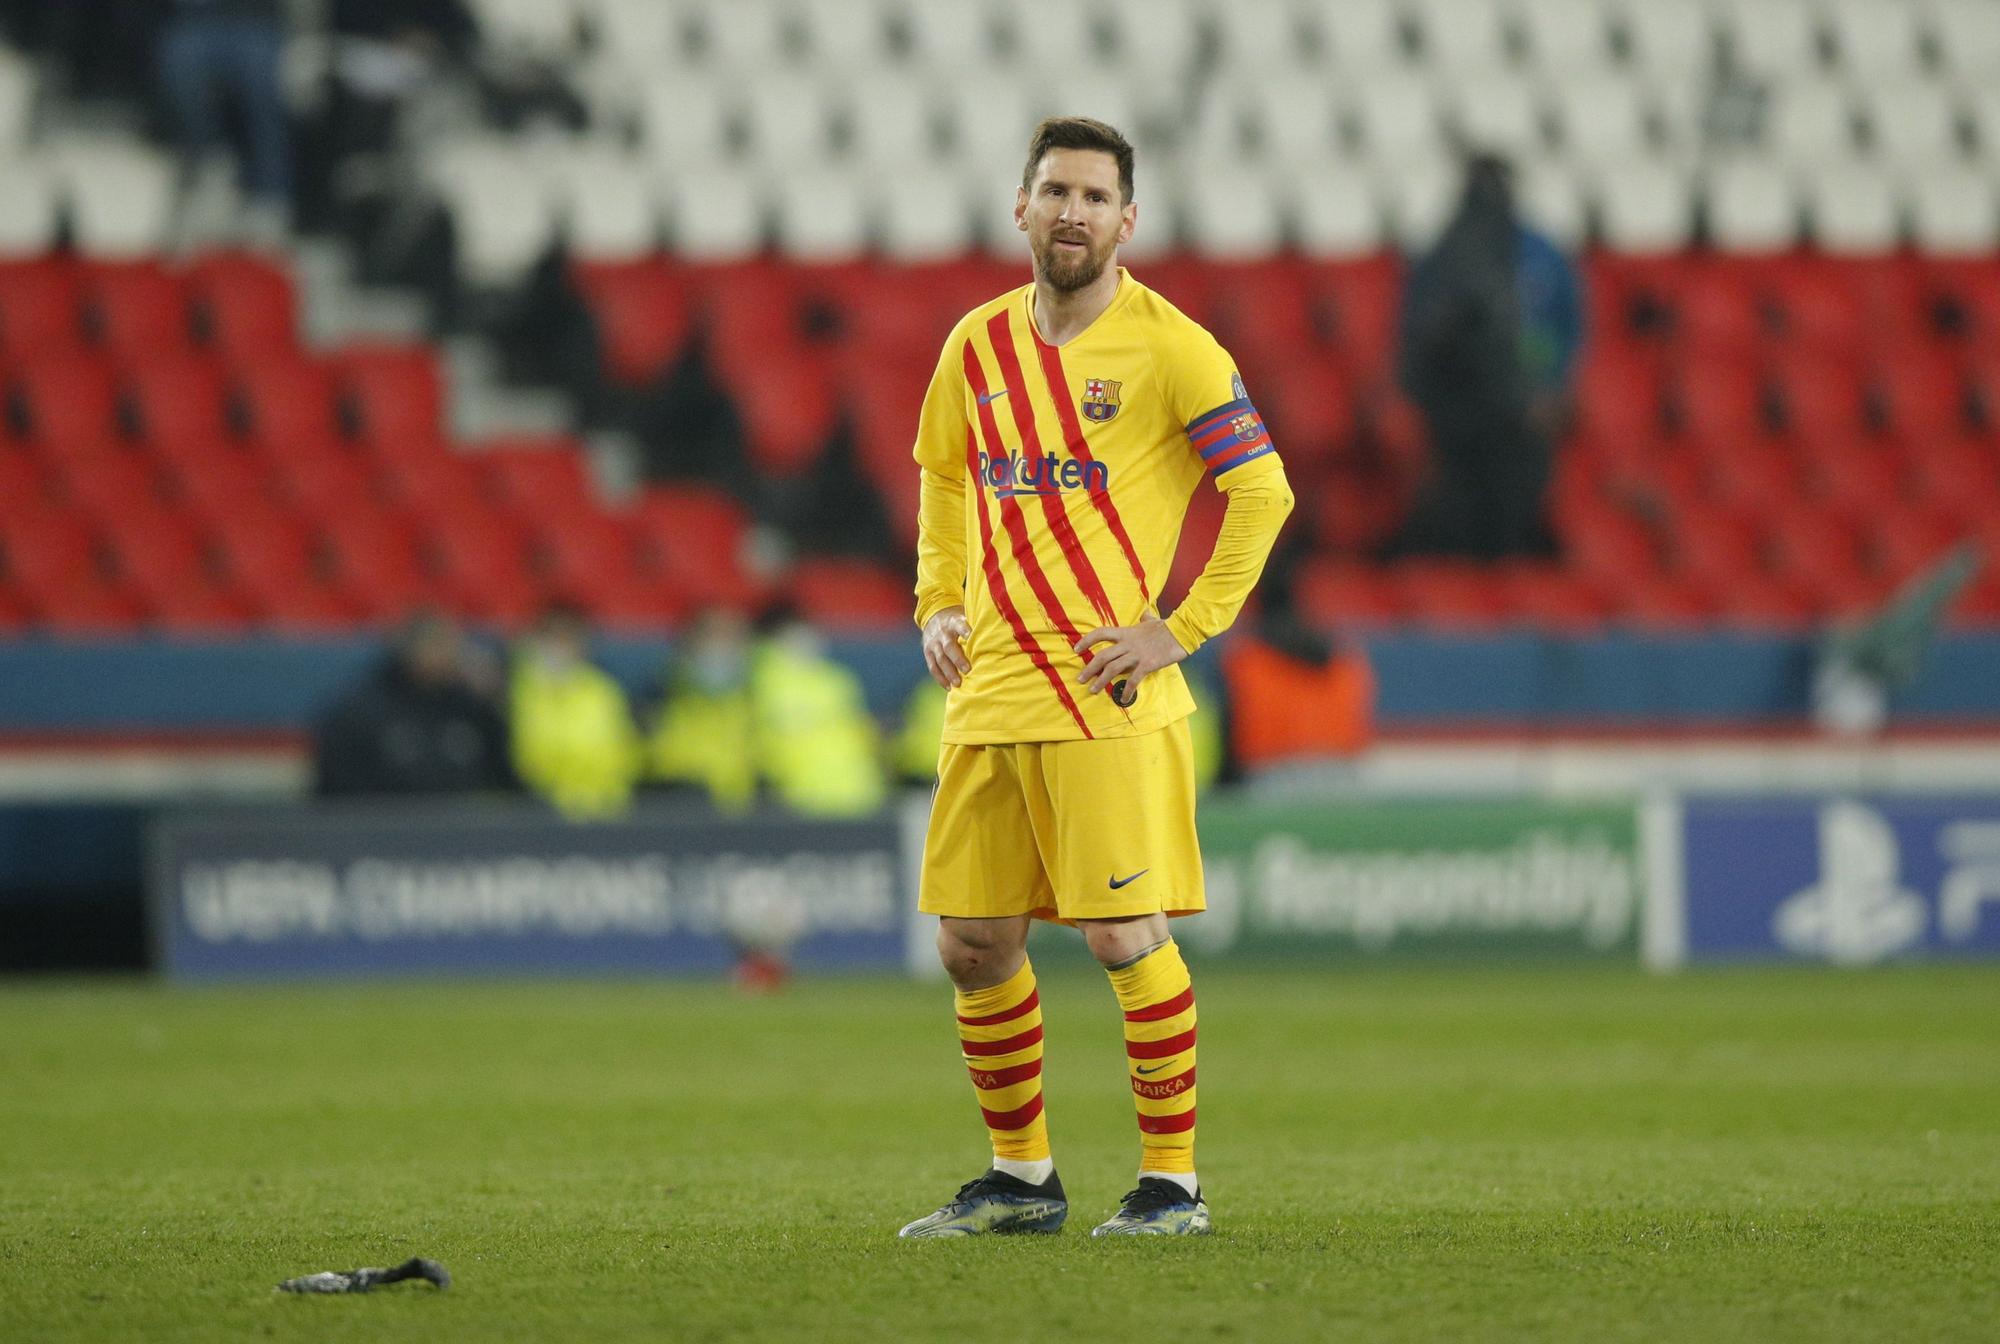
[{"x1": 1075, "y1": 337, "x2": 1294, "y2": 699}]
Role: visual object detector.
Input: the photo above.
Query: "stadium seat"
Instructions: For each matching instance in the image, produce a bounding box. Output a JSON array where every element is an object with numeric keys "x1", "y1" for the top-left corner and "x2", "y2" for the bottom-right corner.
[
  {"x1": 1392, "y1": 559, "x2": 1514, "y2": 629},
  {"x1": 0, "y1": 257, "x2": 84, "y2": 358},
  {"x1": 49, "y1": 136, "x2": 176, "y2": 258},
  {"x1": 428, "y1": 138, "x2": 557, "y2": 289},
  {"x1": 1905, "y1": 435, "x2": 2000, "y2": 521},
  {"x1": 1808, "y1": 165, "x2": 1900, "y2": 254},
  {"x1": 1102, "y1": 0, "x2": 1203, "y2": 79},
  {"x1": 1348, "y1": 76, "x2": 1446, "y2": 162},
  {"x1": 554, "y1": 147, "x2": 660, "y2": 261},
  {"x1": 1767, "y1": 350, "x2": 1867, "y2": 441},
  {"x1": 477, "y1": 439, "x2": 599, "y2": 517},
  {"x1": 1555, "y1": 496, "x2": 1658, "y2": 588},
  {"x1": 530, "y1": 506, "x2": 638, "y2": 592},
  {"x1": 1861, "y1": 80, "x2": 1965, "y2": 169},
  {"x1": 0, "y1": 44, "x2": 38, "y2": 151},
  {"x1": 630, "y1": 483, "x2": 753, "y2": 608},
  {"x1": 1867, "y1": 501, "x2": 1974, "y2": 589},
  {"x1": 1517, "y1": 0, "x2": 1616, "y2": 73},
  {"x1": 10, "y1": 352, "x2": 123, "y2": 448},
  {"x1": 771, "y1": 168, "x2": 870, "y2": 261},
  {"x1": 375, "y1": 450, "x2": 487, "y2": 516},
  {"x1": 186, "y1": 251, "x2": 298, "y2": 357},
  {"x1": 1293, "y1": 558, "x2": 1404, "y2": 625},
  {"x1": 1594, "y1": 160, "x2": 1696, "y2": 251},
  {"x1": 1873, "y1": 349, "x2": 1971, "y2": 442},
  {"x1": 1289, "y1": 168, "x2": 1390, "y2": 258},
  {"x1": 204, "y1": 503, "x2": 331, "y2": 619},
  {"x1": 1445, "y1": 74, "x2": 1548, "y2": 160},
  {"x1": 1763, "y1": 503, "x2": 1867, "y2": 591},
  {"x1": 84, "y1": 261, "x2": 192, "y2": 356},
  {"x1": 1705, "y1": 159, "x2": 1802, "y2": 251},
  {"x1": 1907, "y1": 170, "x2": 1999, "y2": 255},
  {"x1": 786, "y1": 556, "x2": 911, "y2": 630},
  {"x1": 1550, "y1": 74, "x2": 1652, "y2": 167},
  {"x1": 270, "y1": 447, "x2": 380, "y2": 522},
  {"x1": 318, "y1": 506, "x2": 435, "y2": 619},
  {"x1": 1230, "y1": 70, "x2": 1346, "y2": 164},
  {"x1": 49, "y1": 448, "x2": 167, "y2": 524},
  {"x1": 570, "y1": 260, "x2": 691, "y2": 387},
  {"x1": 421, "y1": 508, "x2": 542, "y2": 625},
  {"x1": 124, "y1": 351, "x2": 232, "y2": 448},
  {"x1": 331, "y1": 344, "x2": 446, "y2": 448},
  {"x1": 1717, "y1": 0, "x2": 1823, "y2": 77},
  {"x1": 1611, "y1": 0, "x2": 1714, "y2": 81},
  {"x1": 578, "y1": 0, "x2": 685, "y2": 66},
  {"x1": 879, "y1": 169, "x2": 978, "y2": 261},
  {"x1": 1502, "y1": 562, "x2": 1615, "y2": 629},
  {"x1": 1823, "y1": 0, "x2": 1927, "y2": 82},
  {"x1": 232, "y1": 355, "x2": 341, "y2": 444},
  {"x1": 664, "y1": 164, "x2": 767, "y2": 261},
  {"x1": 1381, "y1": 159, "x2": 1460, "y2": 249},
  {"x1": 1662, "y1": 497, "x2": 1762, "y2": 591},
  {"x1": 846, "y1": 71, "x2": 941, "y2": 171},
  {"x1": 1180, "y1": 168, "x2": 1285, "y2": 259},
  {"x1": 1929, "y1": 0, "x2": 2000, "y2": 84},
  {"x1": 0, "y1": 157, "x2": 62, "y2": 255},
  {"x1": 1407, "y1": 0, "x2": 1513, "y2": 73},
  {"x1": 741, "y1": 72, "x2": 840, "y2": 168},
  {"x1": 1802, "y1": 432, "x2": 1905, "y2": 512},
  {"x1": 903, "y1": 0, "x2": 999, "y2": 66},
  {"x1": 0, "y1": 506, "x2": 101, "y2": 599},
  {"x1": 636, "y1": 71, "x2": 736, "y2": 168},
  {"x1": 465, "y1": 0, "x2": 580, "y2": 59},
  {"x1": 99, "y1": 504, "x2": 248, "y2": 632}
]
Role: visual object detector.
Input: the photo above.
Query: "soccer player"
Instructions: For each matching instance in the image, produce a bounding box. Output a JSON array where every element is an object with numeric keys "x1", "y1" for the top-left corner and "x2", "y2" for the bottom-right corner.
[{"x1": 897, "y1": 118, "x2": 1294, "y2": 1238}]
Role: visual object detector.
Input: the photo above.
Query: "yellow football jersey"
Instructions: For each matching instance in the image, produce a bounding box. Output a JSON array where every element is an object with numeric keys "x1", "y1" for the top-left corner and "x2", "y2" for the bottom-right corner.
[{"x1": 913, "y1": 268, "x2": 1293, "y2": 745}]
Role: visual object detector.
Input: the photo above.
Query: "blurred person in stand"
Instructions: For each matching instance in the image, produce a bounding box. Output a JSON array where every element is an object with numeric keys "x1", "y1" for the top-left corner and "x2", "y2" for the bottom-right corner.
[
  {"x1": 645, "y1": 606, "x2": 758, "y2": 813},
  {"x1": 158, "y1": 0, "x2": 295, "y2": 244},
  {"x1": 1218, "y1": 552, "x2": 1375, "y2": 777},
  {"x1": 509, "y1": 601, "x2": 642, "y2": 818},
  {"x1": 313, "y1": 609, "x2": 517, "y2": 797},
  {"x1": 1394, "y1": 152, "x2": 1582, "y2": 560},
  {"x1": 749, "y1": 602, "x2": 887, "y2": 819}
]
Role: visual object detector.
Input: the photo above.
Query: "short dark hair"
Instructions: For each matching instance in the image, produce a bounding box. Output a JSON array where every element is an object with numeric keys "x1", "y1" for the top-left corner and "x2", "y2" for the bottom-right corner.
[{"x1": 1022, "y1": 117, "x2": 1135, "y2": 204}]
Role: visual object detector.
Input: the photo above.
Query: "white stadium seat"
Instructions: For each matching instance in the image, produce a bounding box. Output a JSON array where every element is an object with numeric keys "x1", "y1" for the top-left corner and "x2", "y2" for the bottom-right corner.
[
  {"x1": 879, "y1": 169, "x2": 977, "y2": 259},
  {"x1": 771, "y1": 167, "x2": 869, "y2": 259},
  {"x1": 1515, "y1": 158, "x2": 1590, "y2": 247},
  {"x1": 1964, "y1": 86, "x2": 2000, "y2": 162},
  {"x1": 637, "y1": 71, "x2": 737, "y2": 168},
  {"x1": 465, "y1": 0, "x2": 581, "y2": 60},
  {"x1": 1515, "y1": 0, "x2": 1616, "y2": 73},
  {"x1": 1706, "y1": 157, "x2": 1801, "y2": 250},
  {"x1": 578, "y1": 0, "x2": 686, "y2": 64},
  {"x1": 1612, "y1": 0, "x2": 1714, "y2": 81},
  {"x1": 1906, "y1": 166, "x2": 2000, "y2": 252},
  {"x1": 428, "y1": 138, "x2": 556, "y2": 286},
  {"x1": 1717, "y1": 0, "x2": 1824, "y2": 77},
  {"x1": 1764, "y1": 80, "x2": 1860, "y2": 166},
  {"x1": 945, "y1": 71, "x2": 1043, "y2": 187},
  {"x1": 0, "y1": 44, "x2": 38, "y2": 151},
  {"x1": 740, "y1": 72, "x2": 839, "y2": 167},
  {"x1": 1808, "y1": 163, "x2": 1902, "y2": 253},
  {"x1": 1243, "y1": 69, "x2": 1345, "y2": 163},
  {"x1": 1348, "y1": 75, "x2": 1447, "y2": 160},
  {"x1": 1381, "y1": 155, "x2": 1461, "y2": 247},
  {"x1": 1446, "y1": 73, "x2": 1548, "y2": 158},
  {"x1": 1212, "y1": 0, "x2": 1311, "y2": 70},
  {"x1": 1823, "y1": 0, "x2": 1928, "y2": 81},
  {"x1": 691, "y1": 0, "x2": 793, "y2": 70},
  {"x1": 665, "y1": 162, "x2": 766, "y2": 259},
  {"x1": 792, "y1": 0, "x2": 894, "y2": 68},
  {"x1": 0, "y1": 155, "x2": 60, "y2": 253},
  {"x1": 1928, "y1": 0, "x2": 2000, "y2": 83},
  {"x1": 1594, "y1": 158, "x2": 1694, "y2": 249},
  {"x1": 1288, "y1": 162, "x2": 1390, "y2": 255},
  {"x1": 846, "y1": 68, "x2": 941, "y2": 168},
  {"x1": 903, "y1": 0, "x2": 1000, "y2": 67},
  {"x1": 1408, "y1": 0, "x2": 1515, "y2": 73},
  {"x1": 1307, "y1": 0, "x2": 1408, "y2": 72},
  {"x1": 1001, "y1": 0, "x2": 1103, "y2": 85},
  {"x1": 1864, "y1": 81, "x2": 1965, "y2": 167},
  {"x1": 50, "y1": 136, "x2": 176, "y2": 258},
  {"x1": 1102, "y1": 0, "x2": 1204, "y2": 79},
  {"x1": 550, "y1": 144, "x2": 660, "y2": 259},
  {"x1": 1550, "y1": 73, "x2": 1652, "y2": 165},
  {"x1": 1179, "y1": 166, "x2": 1286, "y2": 259}
]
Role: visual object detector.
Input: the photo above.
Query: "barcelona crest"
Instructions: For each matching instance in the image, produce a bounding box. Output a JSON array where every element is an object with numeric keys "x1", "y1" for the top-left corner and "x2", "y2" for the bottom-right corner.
[
  {"x1": 1231, "y1": 412, "x2": 1260, "y2": 441},
  {"x1": 1081, "y1": 377, "x2": 1122, "y2": 423}
]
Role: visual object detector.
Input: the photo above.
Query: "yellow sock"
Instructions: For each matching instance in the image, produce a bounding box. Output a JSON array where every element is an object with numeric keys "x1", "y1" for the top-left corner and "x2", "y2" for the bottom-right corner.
[
  {"x1": 1106, "y1": 940, "x2": 1197, "y2": 1174},
  {"x1": 954, "y1": 958, "x2": 1050, "y2": 1163}
]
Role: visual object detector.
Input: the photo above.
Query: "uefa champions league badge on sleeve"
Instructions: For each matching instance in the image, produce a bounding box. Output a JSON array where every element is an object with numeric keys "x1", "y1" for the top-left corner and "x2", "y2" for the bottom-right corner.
[{"x1": 1232, "y1": 371, "x2": 1247, "y2": 400}]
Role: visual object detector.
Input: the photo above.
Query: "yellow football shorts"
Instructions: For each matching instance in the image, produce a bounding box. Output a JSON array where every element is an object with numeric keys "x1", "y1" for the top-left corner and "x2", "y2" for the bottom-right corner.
[{"x1": 919, "y1": 719, "x2": 1206, "y2": 924}]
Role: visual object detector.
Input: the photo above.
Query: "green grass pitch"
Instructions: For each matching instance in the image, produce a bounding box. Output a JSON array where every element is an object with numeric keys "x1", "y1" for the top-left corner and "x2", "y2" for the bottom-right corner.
[{"x1": 4, "y1": 964, "x2": 1998, "y2": 1341}]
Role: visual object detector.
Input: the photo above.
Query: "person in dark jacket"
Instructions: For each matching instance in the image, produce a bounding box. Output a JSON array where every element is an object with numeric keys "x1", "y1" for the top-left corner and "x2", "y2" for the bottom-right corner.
[
  {"x1": 1394, "y1": 153, "x2": 1582, "y2": 559},
  {"x1": 159, "y1": 0, "x2": 293, "y2": 233},
  {"x1": 313, "y1": 611, "x2": 518, "y2": 797}
]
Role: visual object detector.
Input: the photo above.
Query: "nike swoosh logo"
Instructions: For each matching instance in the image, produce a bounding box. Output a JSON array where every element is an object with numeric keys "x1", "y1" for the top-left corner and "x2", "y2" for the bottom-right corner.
[
  {"x1": 1135, "y1": 1063, "x2": 1170, "y2": 1075},
  {"x1": 1107, "y1": 869, "x2": 1150, "y2": 890},
  {"x1": 977, "y1": 389, "x2": 1008, "y2": 404}
]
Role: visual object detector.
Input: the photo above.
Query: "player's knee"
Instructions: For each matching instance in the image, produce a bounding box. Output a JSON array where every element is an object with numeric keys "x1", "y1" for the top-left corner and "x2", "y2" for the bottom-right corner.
[
  {"x1": 936, "y1": 918, "x2": 1025, "y2": 987},
  {"x1": 1079, "y1": 914, "x2": 1168, "y2": 968}
]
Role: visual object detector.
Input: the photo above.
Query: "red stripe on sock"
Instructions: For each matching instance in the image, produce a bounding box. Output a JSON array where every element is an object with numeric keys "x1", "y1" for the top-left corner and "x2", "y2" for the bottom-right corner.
[
  {"x1": 1123, "y1": 985, "x2": 1194, "y2": 1023},
  {"x1": 962, "y1": 1024, "x2": 1044, "y2": 1057},
  {"x1": 967, "y1": 1058, "x2": 1044, "y2": 1090},
  {"x1": 1126, "y1": 1026, "x2": 1196, "y2": 1060},
  {"x1": 980, "y1": 1093, "x2": 1045, "y2": 1132},
  {"x1": 1030, "y1": 323, "x2": 1151, "y2": 606},
  {"x1": 957, "y1": 988, "x2": 1039, "y2": 1027},
  {"x1": 1137, "y1": 1107, "x2": 1198, "y2": 1135}
]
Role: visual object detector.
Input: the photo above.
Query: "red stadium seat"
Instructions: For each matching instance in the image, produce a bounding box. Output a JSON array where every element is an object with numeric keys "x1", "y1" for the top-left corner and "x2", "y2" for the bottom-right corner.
[
  {"x1": 233, "y1": 355, "x2": 341, "y2": 445},
  {"x1": 1904, "y1": 435, "x2": 2000, "y2": 521},
  {"x1": 1616, "y1": 575, "x2": 1720, "y2": 628},
  {"x1": 0, "y1": 507, "x2": 102, "y2": 597},
  {"x1": 1556, "y1": 497, "x2": 1659, "y2": 587},
  {"x1": 171, "y1": 441, "x2": 279, "y2": 522},
  {"x1": 1255, "y1": 352, "x2": 1354, "y2": 467},
  {"x1": 1501, "y1": 564, "x2": 1614, "y2": 631},
  {"x1": 205, "y1": 503, "x2": 341, "y2": 623},
  {"x1": 1671, "y1": 262, "x2": 1761, "y2": 357},
  {"x1": 330, "y1": 344, "x2": 446, "y2": 447},
  {"x1": 0, "y1": 444, "x2": 49, "y2": 507},
  {"x1": 1872, "y1": 349, "x2": 1969, "y2": 442},
  {"x1": 1802, "y1": 433, "x2": 1905, "y2": 511},
  {"x1": 1392, "y1": 560, "x2": 1512, "y2": 629},
  {"x1": 375, "y1": 449, "x2": 486, "y2": 516},
  {"x1": 787, "y1": 556, "x2": 912, "y2": 630},
  {"x1": 1699, "y1": 437, "x2": 1803, "y2": 513},
  {"x1": 1669, "y1": 355, "x2": 1769, "y2": 444},
  {"x1": 631, "y1": 484, "x2": 753, "y2": 609},
  {"x1": 476, "y1": 438, "x2": 598, "y2": 516},
  {"x1": 187, "y1": 250, "x2": 298, "y2": 359},
  {"x1": 1762, "y1": 504, "x2": 1867, "y2": 592},
  {"x1": 1662, "y1": 501, "x2": 1763, "y2": 590},
  {"x1": 11, "y1": 352, "x2": 123, "y2": 449},
  {"x1": 730, "y1": 356, "x2": 838, "y2": 476},
  {"x1": 318, "y1": 506, "x2": 433, "y2": 619},
  {"x1": 99, "y1": 504, "x2": 254, "y2": 631},
  {"x1": 1866, "y1": 502, "x2": 1972, "y2": 590},
  {"x1": 1292, "y1": 559, "x2": 1403, "y2": 625},
  {"x1": 48, "y1": 448, "x2": 168, "y2": 523},
  {"x1": 571, "y1": 259, "x2": 691, "y2": 387},
  {"x1": 421, "y1": 508, "x2": 542, "y2": 624},
  {"x1": 0, "y1": 258, "x2": 85, "y2": 358},
  {"x1": 270, "y1": 445, "x2": 381, "y2": 521},
  {"x1": 28, "y1": 575, "x2": 148, "y2": 633},
  {"x1": 531, "y1": 507, "x2": 639, "y2": 596},
  {"x1": 1763, "y1": 257, "x2": 1867, "y2": 354},
  {"x1": 84, "y1": 261, "x2": 192, "y2": 356},
  {"x1": 124, "y1": 350, "x2": 233, "y2": 449},
  {"x1": 1308, "y1": 256, "x2": 1403, "y2": 386}
]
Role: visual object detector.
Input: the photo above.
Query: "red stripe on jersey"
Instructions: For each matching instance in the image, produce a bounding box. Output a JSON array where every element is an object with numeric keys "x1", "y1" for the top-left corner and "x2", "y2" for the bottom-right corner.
[
  {"x1": 980, "y1": 1093, "x2": 1045, "y2": 1132},
  {"x1": 967, "y1": 1058, "x2": 1044, "y2": 1090},
  {"x1": 957, "y1": 988, "x2": 1040, "y2": 1027},
  {"x1": 987, "y1": 311, "x2": 1120, "y2": 629},
  {"x1": 1137, "y1": 1107, "x2": 1198, "y2": 1135},
  {"x1": 962, "y1": 1023, "x2": 1044, "y2": 1057},
  {"x1": 1028, "y1": 323, "x2": 1152, "y2": 607},
  {"x1": 964, "y1": 425, "x2": 1092, "y2": 738},
  {"x1": 1123, "y1": 985, "x2": 1195, "y2": 1023},
  {"x1": 1126, "y1": 1026, "x2": 1197, "y2": 1059}
]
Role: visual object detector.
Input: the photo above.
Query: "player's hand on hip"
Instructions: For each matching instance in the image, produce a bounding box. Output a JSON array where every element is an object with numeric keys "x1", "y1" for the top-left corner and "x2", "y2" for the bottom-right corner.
[
  {"x1": 1074, "y1": 614, "x2": 1188, "y2": 702},
  {"x1": 922, "y1": 606, "x2": 973, "y2": 688}
]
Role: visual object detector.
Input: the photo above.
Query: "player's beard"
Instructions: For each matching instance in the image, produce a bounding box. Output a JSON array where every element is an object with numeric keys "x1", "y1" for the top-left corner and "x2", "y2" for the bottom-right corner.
[{"x1": 1033, "y1": 227, "x2": 1115, "y2": 294}]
